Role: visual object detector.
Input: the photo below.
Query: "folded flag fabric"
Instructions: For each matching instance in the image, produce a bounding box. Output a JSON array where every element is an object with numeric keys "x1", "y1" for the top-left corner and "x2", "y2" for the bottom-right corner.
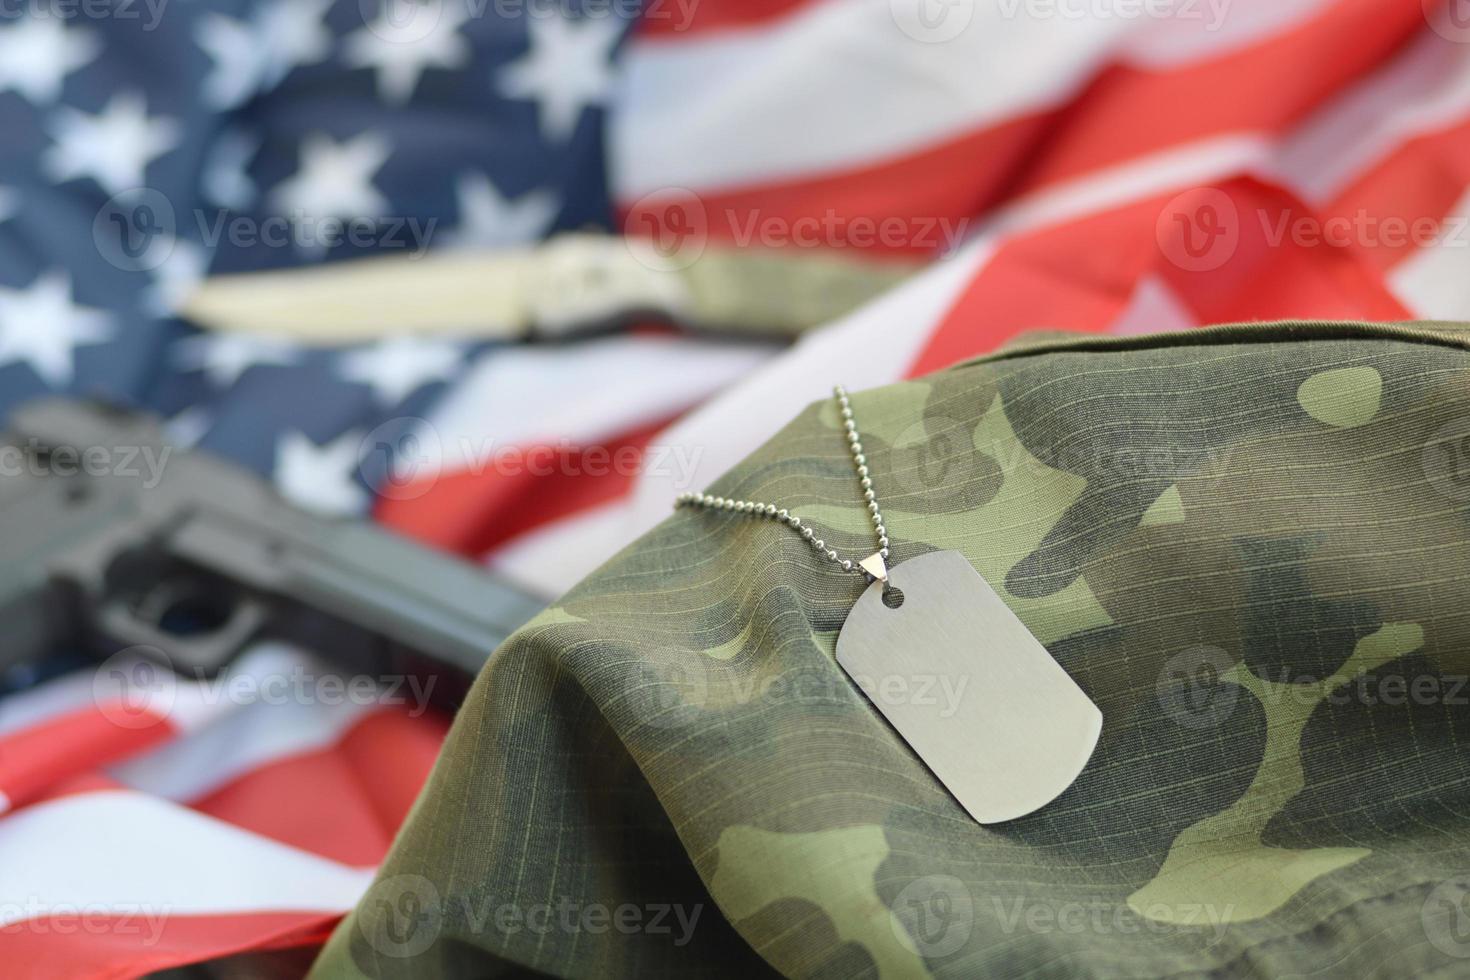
[{"x1": 0, "y1": 644, "x2": 446, "y2": 978}]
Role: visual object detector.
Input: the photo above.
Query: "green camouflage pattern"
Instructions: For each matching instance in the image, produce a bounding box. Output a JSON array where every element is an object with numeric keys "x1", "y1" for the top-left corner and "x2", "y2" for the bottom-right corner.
[{"x1": 311, "y1": 321, "x2": 1470, "y2": 979}]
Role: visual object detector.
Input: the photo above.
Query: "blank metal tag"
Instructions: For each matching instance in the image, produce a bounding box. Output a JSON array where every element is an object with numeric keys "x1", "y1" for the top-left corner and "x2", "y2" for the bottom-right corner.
[{"x1": 836, "y1": 550, "x2": 1101, "y2": 824}]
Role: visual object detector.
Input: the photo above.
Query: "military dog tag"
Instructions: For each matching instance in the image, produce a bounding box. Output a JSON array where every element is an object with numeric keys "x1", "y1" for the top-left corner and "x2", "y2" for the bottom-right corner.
[{"x1": 836, "y1": 550, "x2": 1100, "y2": 824}]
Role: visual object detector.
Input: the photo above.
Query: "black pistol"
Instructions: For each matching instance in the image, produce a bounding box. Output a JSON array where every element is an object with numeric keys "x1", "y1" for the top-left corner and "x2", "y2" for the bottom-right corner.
[{"x1": 0, "y1": 397, "x2": 546, "y2": 711}]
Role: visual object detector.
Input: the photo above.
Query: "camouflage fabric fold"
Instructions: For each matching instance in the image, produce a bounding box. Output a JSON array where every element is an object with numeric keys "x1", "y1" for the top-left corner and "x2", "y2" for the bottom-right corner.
[{"x1": 311, "y1": 321, "x2": 1470, "y2": 979}]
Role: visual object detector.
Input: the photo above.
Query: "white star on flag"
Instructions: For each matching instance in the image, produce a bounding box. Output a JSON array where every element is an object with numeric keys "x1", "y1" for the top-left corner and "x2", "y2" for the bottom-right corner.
[
  {"x1": 255, "y1": 0, "x2": 335, "y2": 88},
  {"x1": 0, "y1": 271, "x2": 114, "y2": 387},
  {"x1": 269, "y1": 132, "x2": 392, "y2": 255},
  {"x1": 173, "y1": 333, "x2": 300, "y2": 388},
  {"x1": 344, "y1": 0, "x2": 472, "y2": 105},
  {"x1": 0, "y1": 17, "x2": 98, "y2": 105},
  {"x1": 196, "y1": 0, "x2": 333, "y2": 108},
  {"x1": 196, "y1": 13, "x2": 267, "y2": 109},
  {"x1": 274, "y1": 429, "x2": 370, "y2": 516},
  {"x1": 443, "y1": 172, "x2": 558, "y2": 250},
  {"x1": 497, "y1": 13, "x2": 623, "y2": 142},
  {"x1": 339, "y1": 336, "x2": 464, "y2": 405},
  {"x1": 42, "y1": 93, "x2": 181, "y2": 198}
]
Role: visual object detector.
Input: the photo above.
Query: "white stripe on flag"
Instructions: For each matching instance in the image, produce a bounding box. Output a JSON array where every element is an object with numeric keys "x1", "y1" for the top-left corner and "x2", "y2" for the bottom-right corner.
[
  {"x1": 1387, "y1": 184, "x2": 1470, "y2": 317},
  {"x1": 424, "y1": 333, "x2": 775, "y2": 473},
  {"x1": 1267, "y1": 32, "x2": 1470, "y2": 205},
  {"x1": 612, "y1": 0, "x2": 1131, "y2": 199},
  {"x1": 107, "y1": 692, "x2": 378, "y2": 805},
  {"x1": 0, "y1": 790, "x2": 373, "y2": 927},
  {"x1": 612, "y1": 0, "x2": 1337, "y2": 201}
]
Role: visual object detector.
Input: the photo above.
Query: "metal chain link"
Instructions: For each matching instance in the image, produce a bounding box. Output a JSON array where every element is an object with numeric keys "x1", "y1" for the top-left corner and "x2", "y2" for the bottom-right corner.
[{"x1": 674, "y1": 385, "x2": 890, "y2": 580}]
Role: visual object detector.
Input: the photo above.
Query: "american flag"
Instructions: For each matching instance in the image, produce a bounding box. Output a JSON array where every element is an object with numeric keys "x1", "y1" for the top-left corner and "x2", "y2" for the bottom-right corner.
[{"x1": 1, "y1": 0, "x2": 1468, "y2": 974}]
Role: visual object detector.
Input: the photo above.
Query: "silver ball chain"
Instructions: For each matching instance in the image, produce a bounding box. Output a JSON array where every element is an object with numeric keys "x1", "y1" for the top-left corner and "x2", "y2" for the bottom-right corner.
[{"x1": 674, "y1": 385, "x2": 890, "y2": 580}]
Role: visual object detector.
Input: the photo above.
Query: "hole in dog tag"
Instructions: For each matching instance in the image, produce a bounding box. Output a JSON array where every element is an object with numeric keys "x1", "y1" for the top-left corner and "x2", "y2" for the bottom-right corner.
[{"x1": 836, "y1": 550, "x2": 1101, "y2": 824}]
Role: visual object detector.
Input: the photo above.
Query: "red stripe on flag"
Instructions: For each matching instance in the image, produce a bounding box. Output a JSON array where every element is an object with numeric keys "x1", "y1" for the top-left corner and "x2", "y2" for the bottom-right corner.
[
  {"x1": 907, "y1": 178, "x2": 1413, "y2": 376},
  {"x1": 0, "y1": 911, "x2": 336, "y2": 980},
  {"x1": 633, "y1": 0, "x2": 816, "y2": 39},
  {"x1": 1008, "y1": 0, "x2": 1426, "y2": 195},
  {"x1": 191, "y1": 708, "x2": 449, "y2": 867},
  {"x1": 623, "y1": 0, "x2": 1423, "y2": 260},
  {"x1": 0, "y1": 706, "x2": 171, "y2": 814},
  {"x1": 1321, "y1": 120, "x2": 1470, "y2": 271},
  {"x1": 1153, "y1": 180, "x2": 1415, "y2": 323},
  {"x1": 625, "y1": 111, "x2": 1049, "y2": 257}
]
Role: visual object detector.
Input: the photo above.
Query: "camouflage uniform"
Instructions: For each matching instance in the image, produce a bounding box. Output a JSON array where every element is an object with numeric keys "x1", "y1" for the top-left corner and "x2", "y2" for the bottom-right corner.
[{"x1": 311, "y1": 322, "x2": 1470, "y2": 979}]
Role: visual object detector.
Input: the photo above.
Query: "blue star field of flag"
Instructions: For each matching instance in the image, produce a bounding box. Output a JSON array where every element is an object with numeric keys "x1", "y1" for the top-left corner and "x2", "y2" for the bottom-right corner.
[{"x1": 0, "y1": 0, "x2": 636, "y2": 514}]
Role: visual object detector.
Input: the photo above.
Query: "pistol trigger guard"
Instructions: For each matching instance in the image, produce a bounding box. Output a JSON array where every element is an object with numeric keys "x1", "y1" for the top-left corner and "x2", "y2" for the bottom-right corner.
[{"x1": 97, "y1": 595, "x2": 270, "y2": 678}]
